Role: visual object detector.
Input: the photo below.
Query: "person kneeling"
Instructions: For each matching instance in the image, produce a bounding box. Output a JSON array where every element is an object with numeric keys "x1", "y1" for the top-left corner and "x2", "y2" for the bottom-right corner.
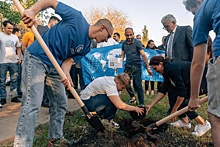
[
  {"x1": 146, "y1": 56, "x2": 211, "y2": 137},
  {"x1": 80, "y1": 73, "x2": 144, "y2": 127}
]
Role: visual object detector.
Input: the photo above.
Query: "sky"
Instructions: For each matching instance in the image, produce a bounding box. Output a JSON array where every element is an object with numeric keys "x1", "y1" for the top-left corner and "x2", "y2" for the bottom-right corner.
[{"x1": 52, "y1": 0, "x2": 214, "y2": 46}]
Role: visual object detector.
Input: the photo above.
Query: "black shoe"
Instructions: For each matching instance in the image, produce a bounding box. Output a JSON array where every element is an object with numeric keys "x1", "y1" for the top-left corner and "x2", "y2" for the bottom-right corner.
[
  {"x1": 11, "y1": 97, "x2": 21, "y2": 103},
  {"x1": 41, "y1": 101, "x2": 49, "y2": 107},
  {"x1": 17, "y1": 92, "x2": 22, "y2": 98},
  {"x1": 0, "y1": 99, "x2": 6, "y2": 105}
]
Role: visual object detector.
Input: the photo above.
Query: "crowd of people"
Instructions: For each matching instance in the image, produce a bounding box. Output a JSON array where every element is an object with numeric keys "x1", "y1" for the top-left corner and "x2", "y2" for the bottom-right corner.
[{"x1": 0, "y1": 0, "x2": 219, "y2": 146}]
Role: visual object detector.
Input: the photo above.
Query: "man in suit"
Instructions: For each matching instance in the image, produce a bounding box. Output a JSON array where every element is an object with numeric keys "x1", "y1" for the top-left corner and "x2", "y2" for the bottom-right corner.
[
  {"x1": 161, "y1": 14, "x2": 193, "y2": 61},
  {"x1": 161, "y1": 14, "x2": 194, "y2": 115},
  {"x1": 157, "y1": 36, "x2": 166, "y2": 51}
]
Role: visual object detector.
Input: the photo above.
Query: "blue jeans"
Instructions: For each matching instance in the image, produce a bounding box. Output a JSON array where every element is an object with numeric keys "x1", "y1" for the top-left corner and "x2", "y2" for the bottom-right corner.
[
  {"x1": 0, "y1": 63, "x2": 18, "y2": 99},
  {"x1": 17, "y1": 63, "x2": 22, "y2": 94},
  {"x1": 14, "y1": 51, "x2": 67, "y2": 147},
  {"x1": 83, "y1": 94, "x2": 117, "y2": 120},
  {"x1": 124, "y1": 65, "x2": 144, "y2": 105}
]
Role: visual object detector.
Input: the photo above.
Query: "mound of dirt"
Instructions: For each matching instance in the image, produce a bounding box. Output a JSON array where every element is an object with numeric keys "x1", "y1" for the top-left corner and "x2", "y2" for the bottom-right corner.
[{"x1": 66, "y1": 117, "x2": 213, "y2": 147}]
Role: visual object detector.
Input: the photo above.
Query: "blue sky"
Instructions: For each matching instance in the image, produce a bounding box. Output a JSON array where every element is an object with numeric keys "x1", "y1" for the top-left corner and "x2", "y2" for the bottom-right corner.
[{"x1": 55, "y1": 0, "x2": 214, "y2": 46}]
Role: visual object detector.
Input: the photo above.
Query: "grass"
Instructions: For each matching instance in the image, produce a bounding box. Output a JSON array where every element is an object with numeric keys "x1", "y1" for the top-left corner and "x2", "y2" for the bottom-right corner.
[
  {"x1": 31, "y1": 86, "x2": 211, "y2": 146},
  {"x1": 3, "y1": 82, "x2": 211, "y2": 146}
]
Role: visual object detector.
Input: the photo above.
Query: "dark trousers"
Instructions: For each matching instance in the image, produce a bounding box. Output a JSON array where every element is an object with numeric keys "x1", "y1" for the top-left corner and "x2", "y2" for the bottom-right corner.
[
  {"x1": 17, "y1": 63, "x2": 22, "y2": 94},
  {"x1": 70, "y1": 65, "x2": 85, "y2": 90},
  {"x1": 168, "y1": 86, "x2": 198, "y2": 120},
  {"x1": 145, "y1": 81, "x2": 154, "y2": 91}
]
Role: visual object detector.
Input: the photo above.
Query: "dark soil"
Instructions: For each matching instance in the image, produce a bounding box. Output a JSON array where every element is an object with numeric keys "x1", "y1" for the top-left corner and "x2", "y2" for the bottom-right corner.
[{"x1": 64, "y1": 113, "x2": 213, "y2": 147}]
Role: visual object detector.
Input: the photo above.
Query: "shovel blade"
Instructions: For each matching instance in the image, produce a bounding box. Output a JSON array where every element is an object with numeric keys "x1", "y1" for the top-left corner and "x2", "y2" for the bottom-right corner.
[
  {"x1": 81, "y1": 105, "x2": 105, "y2": 132},
  {"x1": 144, "y1": 123, "x2": 157, "y2": 132},
  {"x1": 85, "y1": 114, "x2": 105, "y2": 132}
]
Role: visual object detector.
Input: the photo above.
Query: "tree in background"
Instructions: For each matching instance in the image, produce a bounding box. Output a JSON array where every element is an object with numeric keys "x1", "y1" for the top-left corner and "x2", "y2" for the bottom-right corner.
[
  {"x1": 84, "y1": 6, "x2": 131, "y2": 41},
  {"x1": 0, "y1": 1, "x2": 21, "y2": 28},
  {"x1": 142, "y1": 25, "x2": 149, "y2": 47},
  {"x1": 0, "y1": 0, "x2": 53, "y2": 31}
]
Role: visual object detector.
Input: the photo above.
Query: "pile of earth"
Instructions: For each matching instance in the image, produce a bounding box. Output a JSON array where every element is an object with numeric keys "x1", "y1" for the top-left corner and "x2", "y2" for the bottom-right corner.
[{"x1": 64, "y1": 113, "x2": 213, "y2": 147}]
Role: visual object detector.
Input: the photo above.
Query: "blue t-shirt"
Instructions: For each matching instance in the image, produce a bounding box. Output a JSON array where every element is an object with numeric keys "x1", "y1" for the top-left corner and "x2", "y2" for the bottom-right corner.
[
  {"x1": 193, "y1": 0, "x2": 220, "y2": 57},
  {"x1": 27, "y1": 2, "x2": 91, "y2": 66},
  {"x1": 122, "y1": 38, "x2": 144, "y2": 66}
]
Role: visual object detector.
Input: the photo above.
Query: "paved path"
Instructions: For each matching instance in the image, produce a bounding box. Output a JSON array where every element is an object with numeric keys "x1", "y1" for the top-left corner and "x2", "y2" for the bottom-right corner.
[{"x1": 0, "y1": 87, "x2": 80, "y2": 145}]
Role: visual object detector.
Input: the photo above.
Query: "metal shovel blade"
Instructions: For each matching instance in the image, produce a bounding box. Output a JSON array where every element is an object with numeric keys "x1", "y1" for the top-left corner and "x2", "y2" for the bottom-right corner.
[
  {"x1": 85, "y1": 114, "x2": 105, "y2": 132},
  {"x1": 144, "y1": 96, "x2": 208, "y2": 133},
  {"x1": 82, "y1": 106, "x2": 105, "y2": 132}
]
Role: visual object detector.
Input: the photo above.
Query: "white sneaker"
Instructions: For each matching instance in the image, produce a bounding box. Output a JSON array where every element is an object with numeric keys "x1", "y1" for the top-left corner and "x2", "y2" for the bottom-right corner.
[
  {"x1": 151, "y1": 90, "x2": 154, "y2": 95},
  {"x1": 110, "y1": 119, "x2": 120, "y2": 128},
  {"x1": 0, "y1": 103, "x2": 2, "y2": 108},
  {"x1": 192, "y1": 120, "x2": 211, "y2": 137},
  {"x1": 170, "y1": 120, "x2": 191, "y2": 129},
  {"x1": 146, "y1": 91, "x2": 149, "y2": 95}
]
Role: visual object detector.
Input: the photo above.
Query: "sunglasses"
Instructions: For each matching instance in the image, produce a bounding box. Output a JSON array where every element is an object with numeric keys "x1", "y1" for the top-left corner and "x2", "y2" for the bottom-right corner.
[{"x1": 103, "y1": 25, "x2": 111, "y2": 38}]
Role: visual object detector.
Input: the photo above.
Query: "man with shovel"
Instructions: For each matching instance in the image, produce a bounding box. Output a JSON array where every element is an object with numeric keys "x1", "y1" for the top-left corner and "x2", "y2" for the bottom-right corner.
[
  {"x1": 13, "y1": 0, "x2": 113, "y2": 146},
  {"x1": 183, "y1": 0, "x2": 220, "y2": 146}
]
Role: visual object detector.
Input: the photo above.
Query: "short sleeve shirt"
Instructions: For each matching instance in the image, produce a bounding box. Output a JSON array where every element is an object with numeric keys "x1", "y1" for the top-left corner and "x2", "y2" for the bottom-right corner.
[
  {"x1": 122, "y1": 38, "x2": 144, "y2": 66},
  {"x1": 22, "y1": 31, "x2": 34, "y2": 47},
  {"x1": 27, "y1": 2, "x2": 91, "y2": 66},
  {"x1": 80, "y1": 77, "x2": 119, "y2": 100},
  {"x1": 193, "y1": 0, "x2": 220, "y2": 57},
  {"x1": 0, "y1": 32, "x2": 21, "y2": 63}
]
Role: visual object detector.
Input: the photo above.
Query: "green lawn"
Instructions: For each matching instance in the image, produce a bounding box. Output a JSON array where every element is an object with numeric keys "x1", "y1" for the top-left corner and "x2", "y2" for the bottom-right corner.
[{"x1": 31, "y1": 87, "x2": 211, "y2": 146}]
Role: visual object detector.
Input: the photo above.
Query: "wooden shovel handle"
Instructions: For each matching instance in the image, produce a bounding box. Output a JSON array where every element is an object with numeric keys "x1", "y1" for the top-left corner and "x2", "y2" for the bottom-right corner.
[
  {"x1": 156, "y1": 96, "x2": 208, "y2": 126},
  {"x1": 12, "y1": 0, "x2": 84, "y2": 107}
]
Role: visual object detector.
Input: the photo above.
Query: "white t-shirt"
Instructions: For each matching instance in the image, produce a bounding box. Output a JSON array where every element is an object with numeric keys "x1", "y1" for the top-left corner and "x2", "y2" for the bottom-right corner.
[
  {"x1": 80, "y1": 76, "x2": 119, "y2": 100},
  {"x1": 97, "y1": 38, "x2": 119, "y2": 48},
  {"x1": 0, "y1": 32, "x2": 21, "y2": 63}
]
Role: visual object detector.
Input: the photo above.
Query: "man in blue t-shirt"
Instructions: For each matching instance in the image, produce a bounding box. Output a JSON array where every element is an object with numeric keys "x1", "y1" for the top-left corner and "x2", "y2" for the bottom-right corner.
[
  {"x1": 13, "y1": 0, "x2": 113, "y2": 146},
  {"x1": 183, "y1": 0, "x2": 220, "y2": 146}
]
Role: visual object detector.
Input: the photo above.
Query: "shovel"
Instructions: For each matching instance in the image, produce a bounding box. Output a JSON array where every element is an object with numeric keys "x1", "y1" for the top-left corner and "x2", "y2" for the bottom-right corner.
[
  {"x1": 12, "y1": 0, "x2": 105, "y2": 132},
  {"x1": 144, "y1": 96, "x2": 208, "y2": 132}
]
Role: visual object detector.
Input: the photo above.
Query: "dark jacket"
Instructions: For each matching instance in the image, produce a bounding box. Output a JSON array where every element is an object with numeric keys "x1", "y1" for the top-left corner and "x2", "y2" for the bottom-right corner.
[
  {"x1": 160, "y1": 61, "x2": 191, "y2": 99},
  {"x1": 164, "y1": 25, "x2": 193, "y2": 61}
]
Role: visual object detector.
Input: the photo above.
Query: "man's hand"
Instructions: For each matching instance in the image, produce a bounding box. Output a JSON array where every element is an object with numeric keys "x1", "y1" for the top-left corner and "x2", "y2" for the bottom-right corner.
[
  {"x1": 61, "y1": 73, "x2": 73, "y2": 90},
  {"x1": 135, "y1": 107, "x2": 144, "y2": 116},
  {"x1": 22, "y1": 9, "x2": 36, "y2": 28},
  {"x1": 61, "y1": 58, "x2": 75, "y2": 90},
  {"x1": 145, "y1": 105, "x2": 152, "y2": 115},
  {"x1": 17, "y1": 59, "x2": 22, "y2": 64},
  {"x1": 188, "y1": 98, "x2": 200, "y2": 111},
  {"x1": 170, "y1": 109, "x2": 177, "y2": 122},
  {"x1": 147, "y1": 68, "x2": 153, "y2": 76}
]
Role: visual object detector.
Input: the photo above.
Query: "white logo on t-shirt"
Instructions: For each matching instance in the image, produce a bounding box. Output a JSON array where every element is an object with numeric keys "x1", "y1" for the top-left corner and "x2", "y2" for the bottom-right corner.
[{"x1": 70, "y1": 45, "x2": 84, "y2": 54}]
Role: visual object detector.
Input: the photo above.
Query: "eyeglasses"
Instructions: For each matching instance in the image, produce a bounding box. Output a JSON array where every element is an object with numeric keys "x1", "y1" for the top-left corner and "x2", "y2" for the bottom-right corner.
[
  {"x1": 103, "y1": 25, "x2": 111, "y2": 38},
  {"x1": 163, "y1": 25, "x2": 170, "y2": 30}
]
